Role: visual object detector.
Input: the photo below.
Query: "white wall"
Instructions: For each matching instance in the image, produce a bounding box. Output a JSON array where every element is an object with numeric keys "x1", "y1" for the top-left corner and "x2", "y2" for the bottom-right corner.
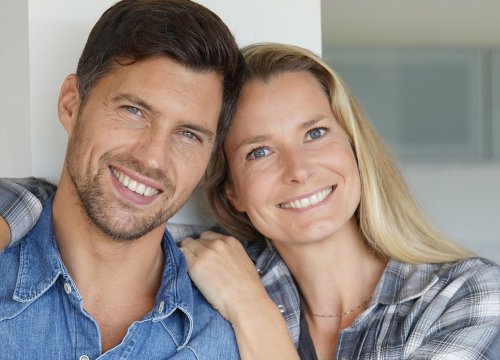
[
  {"x1": 403, "y1": 164, "x2": 500, "y2": 262},
  {"x1": 0, "y1": 0, "x2": 321, "y2": 224},
  {"x1": 0, "y1": 0, "x2": 31, "y2": 177}
]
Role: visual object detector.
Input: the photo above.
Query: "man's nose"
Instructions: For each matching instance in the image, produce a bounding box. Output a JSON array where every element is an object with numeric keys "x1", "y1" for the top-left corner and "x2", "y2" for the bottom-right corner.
[
  {"x1": 130, "y1": 128, "x2": 171, "y2": 170},
  {"x1": 281, "y1": 147, "x2": 315, "y2": 185}
]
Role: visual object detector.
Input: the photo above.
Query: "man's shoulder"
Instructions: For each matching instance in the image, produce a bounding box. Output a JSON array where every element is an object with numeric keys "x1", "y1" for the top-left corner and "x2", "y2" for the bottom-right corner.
[
  {"x1": 186, "y1": 286, "x2": 239, "y2": 357},
  {"x1": 0, "y1": 244, "x2": 24, "y2": 320},
  {"x1": 0, "y1": 244, "x2": 22, "y2": 282}
]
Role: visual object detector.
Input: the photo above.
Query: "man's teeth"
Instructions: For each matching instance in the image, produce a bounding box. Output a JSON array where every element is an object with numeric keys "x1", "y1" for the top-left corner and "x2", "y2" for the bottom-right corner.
[
  {"x1": 279, "y1": 187, "x2": 333, "y2": 209},
  {"x1": 110, "y1": 167, "x2": 159, "y2": 197}
]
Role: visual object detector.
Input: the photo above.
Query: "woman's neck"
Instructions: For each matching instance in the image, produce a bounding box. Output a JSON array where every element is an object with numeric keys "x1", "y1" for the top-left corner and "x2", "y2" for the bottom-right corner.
[{"x1": 273, "y1": 218, "x2": 387, "y2": 323}]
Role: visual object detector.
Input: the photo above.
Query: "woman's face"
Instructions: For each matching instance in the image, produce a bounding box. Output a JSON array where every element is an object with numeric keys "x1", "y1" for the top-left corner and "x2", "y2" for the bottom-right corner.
[{"x1": 224, "y1": 71, "x2": 361, "y2": 245}]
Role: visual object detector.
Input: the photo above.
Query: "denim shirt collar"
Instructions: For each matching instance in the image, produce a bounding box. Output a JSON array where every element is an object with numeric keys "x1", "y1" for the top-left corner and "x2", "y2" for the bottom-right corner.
[
  {"x1": 14, "y1": 196, "x2": 65, "y2": 302},
  {"x1": 14, "y1": 194, "x2": 195, "y2": 348}
]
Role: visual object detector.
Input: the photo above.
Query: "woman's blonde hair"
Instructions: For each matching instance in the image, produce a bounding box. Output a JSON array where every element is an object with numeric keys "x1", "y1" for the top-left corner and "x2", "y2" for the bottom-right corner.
[{"x1": 205, "y1": 43, "x2": 474, "y2": 264}]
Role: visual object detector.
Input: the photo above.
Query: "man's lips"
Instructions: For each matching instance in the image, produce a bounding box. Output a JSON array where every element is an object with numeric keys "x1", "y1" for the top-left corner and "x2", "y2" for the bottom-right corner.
[
  {"x1": 278, "y1": 186, "x2": 336, "y2": 209},
  {"x1": 110, "y1": 166, "x2": 162, "y2": 197}
]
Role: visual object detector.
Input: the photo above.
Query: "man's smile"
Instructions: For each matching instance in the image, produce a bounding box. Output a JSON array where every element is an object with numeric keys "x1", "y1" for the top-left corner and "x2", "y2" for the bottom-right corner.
[
  {"x1": 108, "y1": 165, "x2": 165, "y2": 207},
  {"x1": 110, "y1": 166, "x2": 161, "y2": 197}
]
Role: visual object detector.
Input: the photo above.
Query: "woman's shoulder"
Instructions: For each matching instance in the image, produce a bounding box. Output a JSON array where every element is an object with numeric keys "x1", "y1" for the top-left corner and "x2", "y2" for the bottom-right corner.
[
  {"x1": 376, "y1": 257, "x2": 500, "y2": 306},
  {"x1": 434, "y1": 257, "x2": 500, "y2": 297},
  {"x1": 435, "y1": 257, "x2": 500, "y2": 285},
  {"x1": 405, "y1": 257, "x2": 500, "y2": 304},
  {"x1": 385, "y1": 258, "x2": 500, "y2": 358}
]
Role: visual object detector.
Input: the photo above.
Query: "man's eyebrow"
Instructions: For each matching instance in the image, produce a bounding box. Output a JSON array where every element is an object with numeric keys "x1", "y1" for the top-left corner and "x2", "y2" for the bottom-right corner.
[
  {"x1": 237, "y1": 134, "x2": 272, "y2": 150},
  {"x1": 298, "y1": 117, "x2": 326, "y2": 131},
  {"x1": 178, "y1": 121, "x2": 215, "y2": 142},
  {"x1": 112, "y1": 94, "x2": 162, "y2": 117}
]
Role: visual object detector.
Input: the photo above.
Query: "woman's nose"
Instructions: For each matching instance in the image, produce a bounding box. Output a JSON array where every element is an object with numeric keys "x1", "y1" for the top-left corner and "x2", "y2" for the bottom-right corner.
[{"x1": 281, "y1": 147, "x2": 315, "y2": 184}]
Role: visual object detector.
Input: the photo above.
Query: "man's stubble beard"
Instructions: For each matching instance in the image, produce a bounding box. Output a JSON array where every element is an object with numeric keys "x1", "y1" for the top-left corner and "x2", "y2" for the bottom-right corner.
[{"x1": 66, "y1": 118, "x2": 189, "y2": 241}]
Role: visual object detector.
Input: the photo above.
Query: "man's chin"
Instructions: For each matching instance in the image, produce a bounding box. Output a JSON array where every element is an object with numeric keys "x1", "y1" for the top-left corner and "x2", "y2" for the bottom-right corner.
[{"x1": 87, "y1": 207, "x2": 168, "y2": 241}]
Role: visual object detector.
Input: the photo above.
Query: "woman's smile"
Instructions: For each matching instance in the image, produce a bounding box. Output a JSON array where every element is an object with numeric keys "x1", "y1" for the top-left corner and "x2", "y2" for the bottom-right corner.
[{"x1": 277, "y1": 185, "x2": 335, "y2": 210}]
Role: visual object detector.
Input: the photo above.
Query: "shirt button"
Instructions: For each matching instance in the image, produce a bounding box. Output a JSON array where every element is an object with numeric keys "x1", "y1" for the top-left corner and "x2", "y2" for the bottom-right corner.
[
  {"x1": 278, "y1": 304, "x2": 285, "y2": 313},
  {"x1": 64, "y1": 283, "x2": 72, "y2": 295},
  {"x1": 341, "y1": 357, "x2": 349, "y2": 360},
  {"x1": 158, "y1": 301, "x2": 165, "y2": 314},
  {"x1": 256, "y1": 268, "x2": 262, "y2": 274},
  {"x1": 79, "y1": 355, "x2": 90, "y2": 360}
]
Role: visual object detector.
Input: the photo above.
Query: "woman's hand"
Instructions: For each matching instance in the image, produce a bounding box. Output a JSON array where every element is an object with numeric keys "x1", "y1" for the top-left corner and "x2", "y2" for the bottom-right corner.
[
  {"x1": 180, "y1": 231, "x2": 299, "y2": 360},
  {"x1": 180, "y1": 231, "x2": 272, "y2": 323}
]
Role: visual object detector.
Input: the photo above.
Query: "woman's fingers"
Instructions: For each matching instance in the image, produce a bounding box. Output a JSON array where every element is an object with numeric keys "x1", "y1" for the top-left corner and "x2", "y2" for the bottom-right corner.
[
  {"x1": 179, "y1": 246, "x2": 196, "y2": 268},
  {"x1": 199, "y1": 231, "x2": 245, "y2": 251},
  {"x1": 198, "y1": 231, "x2": 221, "y2": 240},
  {"x1": 177, "y1": 233, "x2": 268, "y2": 323}
]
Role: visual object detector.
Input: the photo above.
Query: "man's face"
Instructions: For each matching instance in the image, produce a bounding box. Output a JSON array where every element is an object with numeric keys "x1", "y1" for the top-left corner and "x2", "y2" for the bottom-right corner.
[{"x1": 65, "y1": 56, "x2": 223, "y2": 240}]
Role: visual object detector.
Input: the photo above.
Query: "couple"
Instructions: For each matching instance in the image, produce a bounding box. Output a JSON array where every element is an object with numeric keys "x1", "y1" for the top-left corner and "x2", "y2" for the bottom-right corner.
[{"x1": 1, "y1": 0, "x2": 500, "y2": 359}]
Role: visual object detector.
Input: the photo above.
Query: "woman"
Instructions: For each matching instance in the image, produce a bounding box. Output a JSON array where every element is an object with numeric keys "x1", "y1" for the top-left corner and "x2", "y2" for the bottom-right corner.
[
  {"x1": 2, "y1": 43, "x2": 500, "y2": 359},
  {"x1": 178, "y1": 43, "x2": 500, "y2": 359}
]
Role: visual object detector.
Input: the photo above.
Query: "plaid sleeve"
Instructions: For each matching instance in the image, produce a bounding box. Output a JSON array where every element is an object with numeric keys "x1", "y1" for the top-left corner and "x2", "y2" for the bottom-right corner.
[
  {"x1": 166, "y1": 223, "x2": 211, "y2": 244},
  {"x1": 408, "y1": 260, "x2": 500, "y2": 359},
  {"x1": 0, "y1": 177, "x2": 57, "y2": 248},
  {"x1": 166, "y1": 223, "x2": 243, "y2": 245}
]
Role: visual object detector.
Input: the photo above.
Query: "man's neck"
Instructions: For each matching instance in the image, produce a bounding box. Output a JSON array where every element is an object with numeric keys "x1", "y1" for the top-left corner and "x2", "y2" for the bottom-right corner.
[{"x1": 52, "y1": 172, "x2": 166, "y2": 352}]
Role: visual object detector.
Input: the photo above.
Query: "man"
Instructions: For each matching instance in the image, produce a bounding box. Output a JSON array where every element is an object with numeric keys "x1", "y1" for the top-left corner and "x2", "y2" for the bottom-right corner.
[{"x1": 0, "y1": 0, "x2": 245, "y2": 358}]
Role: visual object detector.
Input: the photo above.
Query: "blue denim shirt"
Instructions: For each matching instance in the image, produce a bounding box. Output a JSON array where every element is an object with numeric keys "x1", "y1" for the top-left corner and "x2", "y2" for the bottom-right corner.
[{"x1": 0, "y1": 196, "x2": 240, "y2": 359}]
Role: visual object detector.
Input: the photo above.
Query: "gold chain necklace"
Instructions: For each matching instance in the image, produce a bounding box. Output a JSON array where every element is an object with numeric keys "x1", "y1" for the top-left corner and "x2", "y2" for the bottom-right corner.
[{"x1": 304, "y1": 296, "x2": 372, "y2": 318}]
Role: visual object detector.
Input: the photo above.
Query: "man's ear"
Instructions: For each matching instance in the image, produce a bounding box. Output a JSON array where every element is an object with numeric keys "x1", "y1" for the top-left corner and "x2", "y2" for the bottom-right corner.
[
  {"x1": 58, "y1": 74, "x2": 80, "y2": 137},
  {"x1": 225, "y1": 183, "x2": 245, "y2": 212}
]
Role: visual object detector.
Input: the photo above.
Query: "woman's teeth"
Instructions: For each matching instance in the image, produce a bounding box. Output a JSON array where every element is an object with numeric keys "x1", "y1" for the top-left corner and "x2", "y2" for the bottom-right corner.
[
  {"x1": 110, "y1": 167, "x2": 159, "y2": 197},
  {"x1": 279, "y1": 187, "x2": 333, "y2": 209}
]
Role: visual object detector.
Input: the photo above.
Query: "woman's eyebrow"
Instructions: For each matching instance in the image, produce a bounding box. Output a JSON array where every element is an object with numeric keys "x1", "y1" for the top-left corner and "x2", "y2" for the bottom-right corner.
[
  {"x1": 236, "y1": 117, "x2": 328, "y2": 149},
  {"x1": 237, "y1": 134, "x2": 272, "y2": 150},
  {"x1": 298, "y1": 117, "x2": 326, "y2": 131}
]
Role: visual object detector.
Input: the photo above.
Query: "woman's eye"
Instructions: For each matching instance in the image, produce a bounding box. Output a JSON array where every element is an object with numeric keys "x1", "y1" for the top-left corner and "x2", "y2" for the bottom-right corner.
[
  {"x1": 247, "y1": 147, "x2": 271, "y2": 159},
  {"x1": 307, "y1": 127, "x2": 326, "y2": 140},
  {"x1": 125, "y1": 106, "x2": 143, "y2": 116}
]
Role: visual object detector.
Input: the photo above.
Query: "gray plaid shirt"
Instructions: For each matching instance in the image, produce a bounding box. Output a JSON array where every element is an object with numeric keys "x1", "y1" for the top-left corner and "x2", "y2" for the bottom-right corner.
[{"x1": 2, "y1": 178, "x2": 500, "y2": 359}]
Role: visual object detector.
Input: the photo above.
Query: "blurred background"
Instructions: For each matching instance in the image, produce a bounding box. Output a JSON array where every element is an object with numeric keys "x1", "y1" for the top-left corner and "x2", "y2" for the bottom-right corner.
[
  {"x1": 0, "y1": 0, "x2": 498, "y2": 260},
  {"x1": 321, "y1": 0, "x2": 500, "y2": 261}
]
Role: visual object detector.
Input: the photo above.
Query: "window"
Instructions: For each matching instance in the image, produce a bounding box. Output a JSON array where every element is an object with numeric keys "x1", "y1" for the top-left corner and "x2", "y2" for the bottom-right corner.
[{"x1": 323, "y1": 48, "x2": 499, "y2": 161}]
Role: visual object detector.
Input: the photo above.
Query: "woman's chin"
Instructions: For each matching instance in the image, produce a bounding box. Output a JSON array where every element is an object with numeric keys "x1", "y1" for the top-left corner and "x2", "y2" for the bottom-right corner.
[{"x1": 269, "y1": 215, "x2": 360, "y2": 249}]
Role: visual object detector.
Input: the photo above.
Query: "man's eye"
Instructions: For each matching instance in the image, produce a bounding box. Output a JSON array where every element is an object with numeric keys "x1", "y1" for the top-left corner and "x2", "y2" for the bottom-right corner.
[
  {"x1": 126, "y1": 106, "x2": 143, "y2": 116},
  {"x1": 247, "y1": 147, "x2": 271, "y2": 159},
  {"x1": 179, "y1": 131, "x2": 199, "y2": 141},
  {"x1": 307, "y1": 127, "x2": 327, "y2": 140}
]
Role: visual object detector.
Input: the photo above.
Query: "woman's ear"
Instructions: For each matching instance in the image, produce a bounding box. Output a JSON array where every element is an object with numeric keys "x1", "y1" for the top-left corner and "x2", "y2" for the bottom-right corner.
[
  {"x1": 225, "y1": 183, "x2": 246, "y2": 212},
  {"x1": 58, "y1": 74, "x2": 80, "y2": 137}
]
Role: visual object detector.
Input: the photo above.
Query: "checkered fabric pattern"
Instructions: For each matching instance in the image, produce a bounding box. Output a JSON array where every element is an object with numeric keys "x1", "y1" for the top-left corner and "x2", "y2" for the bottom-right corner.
[
  {"x1": 0, "y1": 178, "x2": 56, "y2": 247},
  {"x1": 3, "y1": 178, "x2": 500, "y2": 359},
  {"x1": 249, "y1": 245, "x2": 500, "y2": 359}
]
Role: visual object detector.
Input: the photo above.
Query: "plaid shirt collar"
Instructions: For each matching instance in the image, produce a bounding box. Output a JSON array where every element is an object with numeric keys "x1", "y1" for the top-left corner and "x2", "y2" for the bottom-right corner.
[{"x1": 245, "y1": 242, "x2": 448, "y2": 347}]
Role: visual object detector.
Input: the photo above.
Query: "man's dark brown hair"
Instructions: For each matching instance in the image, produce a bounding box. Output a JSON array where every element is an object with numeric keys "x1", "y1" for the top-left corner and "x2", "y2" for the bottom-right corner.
[{"x1": 76, "y1": 0, "x2": 245, "y2": 145}]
